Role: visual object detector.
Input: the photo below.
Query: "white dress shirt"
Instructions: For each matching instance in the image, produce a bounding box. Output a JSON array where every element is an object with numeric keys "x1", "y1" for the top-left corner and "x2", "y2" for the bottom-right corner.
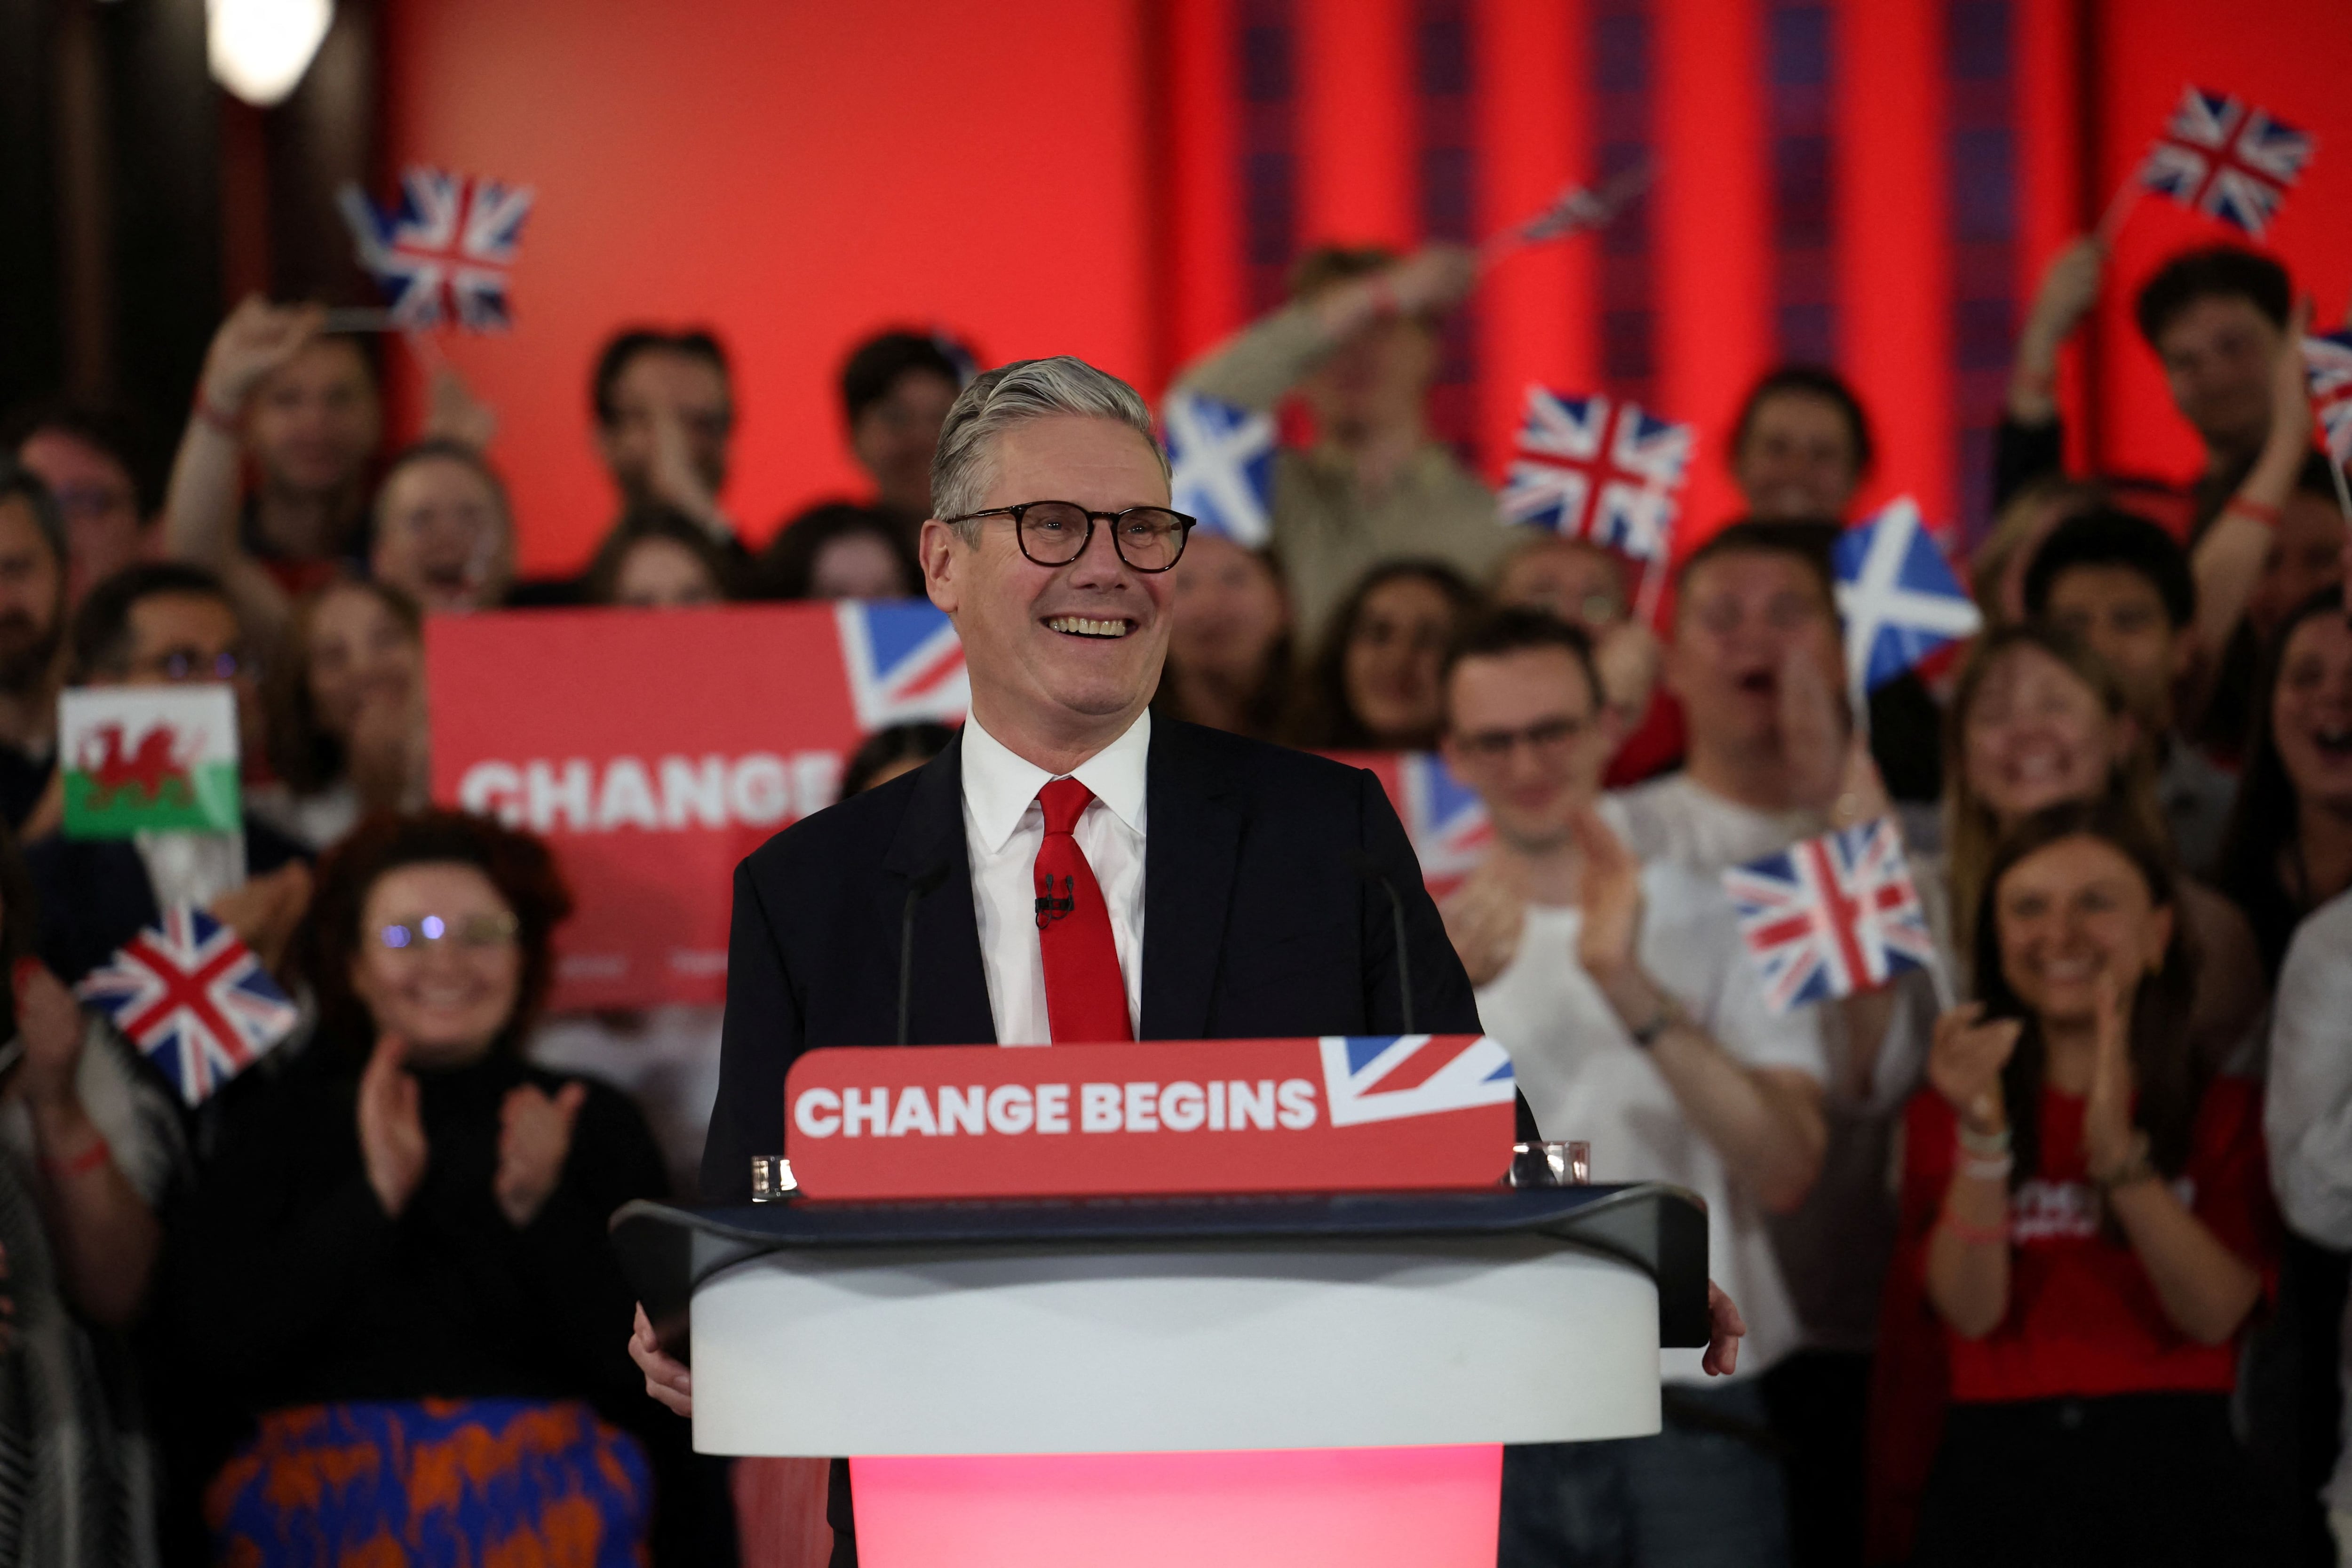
[{"x1": 961, "y1": 711, "x2": 1150, "y2": 1045}]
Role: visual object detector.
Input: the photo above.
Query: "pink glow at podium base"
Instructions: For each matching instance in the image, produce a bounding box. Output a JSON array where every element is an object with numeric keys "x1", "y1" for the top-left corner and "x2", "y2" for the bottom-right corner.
[{"x1": 851, "y1": 1444, "x2": 1504, "y2": 1567}]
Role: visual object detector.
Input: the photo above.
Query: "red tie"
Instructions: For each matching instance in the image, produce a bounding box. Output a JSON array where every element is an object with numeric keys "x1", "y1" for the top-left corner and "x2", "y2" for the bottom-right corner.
[{"x1": 1033, "y1": 778, "x2": 1132, "y2": 1043}]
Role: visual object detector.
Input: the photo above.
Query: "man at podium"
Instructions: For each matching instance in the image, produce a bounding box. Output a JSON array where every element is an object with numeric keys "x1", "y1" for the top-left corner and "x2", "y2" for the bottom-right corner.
[{"x1": 638, "y1": 354, "x2": 1486, "y2": 1560}]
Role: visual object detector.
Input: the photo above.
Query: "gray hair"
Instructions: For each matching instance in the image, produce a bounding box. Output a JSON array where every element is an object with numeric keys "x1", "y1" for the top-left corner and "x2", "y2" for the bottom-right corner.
[{"x1": 930, "y1": 355, "x2": 1168, "y2": 532}]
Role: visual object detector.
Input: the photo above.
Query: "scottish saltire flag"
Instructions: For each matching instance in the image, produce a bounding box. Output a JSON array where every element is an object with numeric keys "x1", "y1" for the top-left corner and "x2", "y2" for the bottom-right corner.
[
  {"x1": 336, "y1": 166, "x2": 535, "y2": 330},
  {"x1": 1399, "y1": 752, "x2": 1493, "y2": 900},
  {"x1": 1723, "y1": 820, "x2": 1937, "y2": 1014},
  {"x1": 1318, "y1": 1034, "x2": 1517, "y2": 1127},
  {"x1": 2305, "y1": 329, "x2": 2352, "y2": 466},
  {"x1": 2138, "y1": 87, "x2": 2314, "y2": 239},
  {"x1": 76, "y1": 907, "x2": 297, "y2": 1106},
  {"x1": 60, "y1": 686, "x2": 240, "y2": 838},
  {"x1": 1500, "y1": 387, "x2": 1691, "y2": 564},
  {"x1": 835, "y1": 599, "x2": 969, "y2": 730},
  {"x1": 1164, "y1": 392, "x2": 1277, "y2": 548},
  {"x1": 1832, "y1": 497, "x2": 1983, "y2": 699}
]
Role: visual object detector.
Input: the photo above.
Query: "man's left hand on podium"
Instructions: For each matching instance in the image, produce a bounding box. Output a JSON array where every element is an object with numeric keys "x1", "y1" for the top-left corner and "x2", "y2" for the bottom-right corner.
[
  {"x1": 1702, "y1": 1281, "x2": 1747, "y2": 1377},
  {"x1": 631, "y1": 1303, "x2": 692, "y2": 1417}
]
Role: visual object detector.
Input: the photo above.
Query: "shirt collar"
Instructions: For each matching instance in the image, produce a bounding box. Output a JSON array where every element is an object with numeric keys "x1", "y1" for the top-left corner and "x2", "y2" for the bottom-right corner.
[{"x1": 961, "y1": 709, "x2": 1152, "y2": 855}]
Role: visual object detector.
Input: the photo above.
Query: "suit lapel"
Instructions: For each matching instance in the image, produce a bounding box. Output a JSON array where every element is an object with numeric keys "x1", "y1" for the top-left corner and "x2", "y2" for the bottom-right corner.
[
  {"x1": 881, "y1": 731, "x2": 997, "y2": 1045},
  {"x1": 1139, "y1": 721, "x2": 1241, "y2": 1041}
]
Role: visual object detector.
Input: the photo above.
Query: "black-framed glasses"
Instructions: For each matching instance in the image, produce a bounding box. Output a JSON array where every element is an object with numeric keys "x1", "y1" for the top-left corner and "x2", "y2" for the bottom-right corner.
[
  {"x1": 1451, "y1": 714, "x2": 1590, "y2": 764},
  {"x1": 942, "y1": 501, "x2": 1196, "y2": 573},
  {"x1": 130, "y1": 648, "x2": 252, "y2": 684}
]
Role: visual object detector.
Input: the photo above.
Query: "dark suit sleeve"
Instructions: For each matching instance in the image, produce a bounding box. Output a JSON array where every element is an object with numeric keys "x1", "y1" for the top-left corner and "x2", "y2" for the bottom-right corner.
[
  {"x1": 699, "y1": 857, "x2": 801, "y2": 1202},
  {"x1": 1353, "y1": 768, "x2": 1482, "y2": 1036}
]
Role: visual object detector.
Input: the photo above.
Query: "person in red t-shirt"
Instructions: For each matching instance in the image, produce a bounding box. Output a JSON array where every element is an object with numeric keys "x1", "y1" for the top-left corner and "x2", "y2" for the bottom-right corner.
[{"x1": 1904, "y1": 799, "x2": 2278, "y2": 1568}]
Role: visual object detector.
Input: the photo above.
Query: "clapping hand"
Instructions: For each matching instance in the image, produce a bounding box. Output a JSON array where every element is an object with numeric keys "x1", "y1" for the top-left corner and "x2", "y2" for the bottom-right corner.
[
  {"x1": 12, "y1": 958, "x2": 86, "y2": 1113},
  {"x1": 1570, "y1": 804, "x2": 1643, "y2": 985},
  {"x1": 494, "y1": 1080, "x2": 588, "y2": 1228},
  {"x1": 2081, "y1": 971, "x2": 2142, "y2": 1182},
  {"x1": 209, "y1": 863, "x2": 314, "y2": 977},
  {"x1": 1440, "y1": 858, "x2": 1528, "y2": 987},
  {"x1": 1775, "y1": 641, "x2": 1852, "y2": 817},
  {"x1": 1928, "y1": 1003, "x2": 2021, "y2": 1134},
  {"x1": 358, "y1": 1034, "x2": 429, "y2": 1218}
]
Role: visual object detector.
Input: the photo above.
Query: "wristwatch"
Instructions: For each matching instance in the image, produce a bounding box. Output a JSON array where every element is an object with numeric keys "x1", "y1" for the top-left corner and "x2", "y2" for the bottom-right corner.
[{"x1": 1626, "y1": 993, "x2": 1685, "y2": 1049}]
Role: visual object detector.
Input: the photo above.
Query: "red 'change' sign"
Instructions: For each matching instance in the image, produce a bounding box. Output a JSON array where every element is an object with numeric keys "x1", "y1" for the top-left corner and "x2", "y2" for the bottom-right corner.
[{"x1": 784, "y1": 1036, "x2": 1519, "y2": 1200}]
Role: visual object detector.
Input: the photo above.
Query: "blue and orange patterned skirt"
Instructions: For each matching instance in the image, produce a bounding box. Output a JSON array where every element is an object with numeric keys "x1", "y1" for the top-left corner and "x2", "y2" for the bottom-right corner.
[{"x1": 207, "y1": 1397, "x2": 652, "y2": 1568}]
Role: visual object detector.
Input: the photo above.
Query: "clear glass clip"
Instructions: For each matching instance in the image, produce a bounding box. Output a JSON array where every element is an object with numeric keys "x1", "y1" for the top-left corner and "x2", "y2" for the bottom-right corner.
[
  {"x1": 1508, "y1": 1139, "x2": 1592, "y2": 1188},
  {"x1": 749, "y1": 1155, "x2": 798, "y2": 1203}
]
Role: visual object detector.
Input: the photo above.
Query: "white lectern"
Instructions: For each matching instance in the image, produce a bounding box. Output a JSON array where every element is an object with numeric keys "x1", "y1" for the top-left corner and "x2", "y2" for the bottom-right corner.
[{"x1": 614, "y1": 1185, "x2": 1708, "y2": 1567}]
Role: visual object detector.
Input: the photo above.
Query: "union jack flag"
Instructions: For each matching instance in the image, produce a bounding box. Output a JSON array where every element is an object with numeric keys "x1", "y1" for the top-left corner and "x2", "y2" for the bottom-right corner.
[
  {"x1": 1722, "y1": 820, "x2": 1937, "y2": 1014},
  {"x1": 2305, "y1": 329, "x2": 2352, "y2": 466},
  {"x1": 2138, "y1": 87, "x2": 2315, "y2": 239},
  {"x1": 1399, "y1": 752, "x2": 1493, "y2": 902},
  {"x1": 75, "y1": 906, "x2": 297, "y2": 1106},
  {"x1": 1318, "y1": 1034, "x2": 1517, "y2": 1127},
  {"x1": 1500, "y1": 387, "x2": 1691, "y2": 565},
  {"x1": 336, "y1": 166, "x2": 535, "y2": 331},
  {"x1": 1165, "y1": 392, "x2": 1277, "y2": 549},
  {"x1": 1833, "y1": 496, "x2": 1983, "y2": 700},
  {"x1": 836, "y1": 599, "x2": 969, "y2": 731}
]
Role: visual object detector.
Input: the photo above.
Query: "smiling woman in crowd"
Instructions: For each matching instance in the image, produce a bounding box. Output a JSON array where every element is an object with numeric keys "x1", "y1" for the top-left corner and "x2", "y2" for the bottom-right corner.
[
  {"x1": 581, "y1": 504, "x2": 739, "y2": 608},
  {"x1": 180, "y1": 810, "x2": 692, "y2": 1566},
  {"x1": 1156, "y1": 529, "x2": 1295, "y2": 740},
  {"x1": 367, "y1": 440, "x2": 517, "y2": 615},
  {"x1": 1941, "y1": 624, "x2": 2265, "y2": 1074},
  {"x1": 251, "y1": 577, "x2": 429, "y2": 851},
  {"x1": 1287, "y1": 557, "x2": 1479, "y2": 751},
  {"x1": 1903, "y1": 802, "x2": 2274, "y2": 1566}
]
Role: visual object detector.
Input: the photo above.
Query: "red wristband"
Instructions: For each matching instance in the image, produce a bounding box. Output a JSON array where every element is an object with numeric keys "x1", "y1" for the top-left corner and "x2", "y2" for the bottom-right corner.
[
  {"x1": 2225, "y1": 496, "x2": 2281, "y2": 528},
  {"x1": 40, "y1": 1132, "x2": 111, "y2": 1179},
  {"x1": 192, "y1": 389, "x2": 241, "y2": 437}
]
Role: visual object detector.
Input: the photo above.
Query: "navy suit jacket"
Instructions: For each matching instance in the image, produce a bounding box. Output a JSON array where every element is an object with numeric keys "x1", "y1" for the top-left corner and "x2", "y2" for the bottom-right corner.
[{"x1": 699, "y1": 719, "x2": 1483, "y2": 1202}]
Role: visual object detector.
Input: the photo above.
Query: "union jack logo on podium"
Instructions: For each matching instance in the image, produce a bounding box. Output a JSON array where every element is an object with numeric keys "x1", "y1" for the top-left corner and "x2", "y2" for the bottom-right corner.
[
  {"x1": 1319, "y1": 1035, "x2": 1517, "y2": 1127},
  {"x1": 1833, "y1": 497, "x2": 1983, "y2": 700},
  {"x1": 75, "y1": 906, "x2": 298, "y2": 1106},
  {"x1": 337, "y1": 166, "x2": 535, "y2": 331},
  {"x1": 1723, "y1": 820, "x2": 1937, "y2": 1014},
  {"x1": 1400, "y1": 752, "x2": 1493, "y2": 900},
  {"x1": 1165, "y1": 392, "x2": 1277, "y2": 549},
  {"x1": 1500, "y1": 387, "x2": 1691, "y2": 565},
  {"x1": 2138, "y1": 87, "x2": 2314, "y2": 239},
  {"x1": 2305, "y1": 329, "x2": 2352, "y2": 466},
  {"x1": 836, "y1": 600, "x2": 969, "y2": 730}
]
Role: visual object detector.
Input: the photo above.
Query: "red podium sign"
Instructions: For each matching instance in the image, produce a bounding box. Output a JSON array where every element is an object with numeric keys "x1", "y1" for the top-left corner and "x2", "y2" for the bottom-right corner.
[{"x1": 785, "y1": 1035, "x2": 1518, "y2": 1200}]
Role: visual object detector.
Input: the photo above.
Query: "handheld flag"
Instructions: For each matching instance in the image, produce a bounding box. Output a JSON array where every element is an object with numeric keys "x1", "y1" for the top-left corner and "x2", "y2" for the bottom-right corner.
[
  {"x1": 1165, "y1": 392, "x2": 1278, "y2": 549},
  {"x1": 337, "y1": 166, "x2": 534, "y2": 331},
  {"x1": 2306, "y1": 329, "x2": 2352, "y2": 467},
  {"x1": 1723, "y1": 819, "x2": 1937, "y2": 1014},
  {"x1": 1832, "y1": 497, "x2": 1982, "y2": 700},
  {"x1": 60, "y1": 686, "x2": 240, "y2": 838},
  {"x1": 75, "y1": 906, "x2": 298, "y2": 1106},
  {"x1": 2138, "y1": 86, "x2": 2314, "y2": 239},
  {"x1": 1482, "y1": 160, "x2": 1654, "y2": 263},
  {"x1": 834, "y1": 599, "x2": 969, "y2": 731},
  {"x1": 1499, "y1": 386, "x2": 1691, "y2": 565}
]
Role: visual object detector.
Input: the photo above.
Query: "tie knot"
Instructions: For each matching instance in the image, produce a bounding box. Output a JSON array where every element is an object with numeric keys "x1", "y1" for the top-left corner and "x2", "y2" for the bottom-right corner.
[{"x1": 1037, "y1": 777, "x2": 1095, "y2": 836}]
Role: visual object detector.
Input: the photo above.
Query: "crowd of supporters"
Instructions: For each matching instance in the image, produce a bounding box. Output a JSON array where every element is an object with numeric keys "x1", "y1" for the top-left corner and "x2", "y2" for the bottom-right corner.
[{"x1": 0, "y1": 225, "x2": 2340, "y2": 1568}]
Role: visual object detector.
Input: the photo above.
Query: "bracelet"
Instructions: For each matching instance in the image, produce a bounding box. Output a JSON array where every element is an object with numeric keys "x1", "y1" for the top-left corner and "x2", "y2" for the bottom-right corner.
[
  {"x1": 192, "y1": 389, "x2": 241, "y2": 437},
  {"x1": 40, "y1": 1132, "x2": 111, "y2": 1179},
  {"x1": 1959, "y1": 1153, "x2": 2014, "y2": 1183},
  {"x1": 2090, "y1": 1130, "x2": 2158, "y2": 1193},
  {"x1": 1955, "y1": 1121, "x2": 2011, "y2": 1159},
  {"x1": 2224, "y1": 496, "x2": 2281, "y2": 528},
  {"x1": 1936, "y1": 1211, "x2": 2010, "y2": 1248}
]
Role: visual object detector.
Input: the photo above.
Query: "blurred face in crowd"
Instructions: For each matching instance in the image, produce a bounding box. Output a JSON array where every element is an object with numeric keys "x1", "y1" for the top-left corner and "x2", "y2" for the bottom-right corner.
[
  {"x1": 305, "y1": 583, "x2": 420, "y2": 742},
  {"x1": 1493, "y1": 536, "x2": 1628, "y2": 634},
  {"x1": 852, "y1": 369, "x2": 957, "y2": 517},
  {"x1": 1298, "y1": 308, "x2": 1440, "y2": 445},
  {"x1": 1168, "y1": 532, "x2": 1288, "y2": 687},
  {"x1": 2042, "y1": 565, "x2": 2188, "y2": 732},
  {"x1": 248, "y1": 338, "x2": 381, "y2": 499},
  {"x1": 1345, "y1": 573, "x2": 1459, "y2": 747},
  {"x1": 1993, "y1": 834, "x2": 2172, "y2": 1032},
  {"x1": 371, "y1": 456, "x2": 513, "y2": 615},
  {"x1": 598, "y1": 348, "x2": 732, "y2": 503},
  {"x1": 2245, "y1": 493, "x2": 2347, "y2": 645},
  {"x1": 17, "y1": 428, "x2": 144, "y2": 606},
  {"x1": 102, "y1": 586, "x2": 261, "y2": 758},
  {"x1": 612, "y1": 536, "x2": 723, "y2": 609},
  {"x1": 2271, "y1": 611, "x2": 2352, "y2": 816},
  {"x1": 1443, "y1": 647, "x2": 1617, "y2": 854},
  {"x1": 1962, "y1": 643, "x2": 2131, "y2": 827},
  {"x1": 351, "y1": 861, "x2": 522, "y2": 1066},
  {"x1": 923, "y1": 414, "x2": 1174, "y2": 747},
  {"x1": 1666, "y1": 549, "x2": 1843, "y2": 755},
  {"x1": 2153, "y1": 294, "x2": 2280, "y2": 459},
  {"x1": 809, "y1": 531, "x2": 914, "y2": 600},
  {"x1": 0, "y1": 499, "x2": 62, "y2": 693},
  {"x1": 1733, "y1": 391, "x2": 1861, "y2": 521}
]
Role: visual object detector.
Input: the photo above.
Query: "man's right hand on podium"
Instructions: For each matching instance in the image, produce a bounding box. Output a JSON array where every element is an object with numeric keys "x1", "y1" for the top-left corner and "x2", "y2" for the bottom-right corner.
[{"x1": 630, "y1": 1303, "x2": 692, "y2": 1417}]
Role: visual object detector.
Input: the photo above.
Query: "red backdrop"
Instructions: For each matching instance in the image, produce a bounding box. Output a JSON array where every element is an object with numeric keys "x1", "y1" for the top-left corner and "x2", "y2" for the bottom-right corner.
[{"x1": 381, "y1": 0, "x2": 2351, "y2": 576}]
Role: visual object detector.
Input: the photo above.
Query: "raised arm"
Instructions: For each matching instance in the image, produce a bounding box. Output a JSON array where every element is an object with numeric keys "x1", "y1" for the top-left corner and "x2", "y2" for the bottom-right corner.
[{"x1": 1172, "y1": 245, "x2": 1475, "y2": 412}]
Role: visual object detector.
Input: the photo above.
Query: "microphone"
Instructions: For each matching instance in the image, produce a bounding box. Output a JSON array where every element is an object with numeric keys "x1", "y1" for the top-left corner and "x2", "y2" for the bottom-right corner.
[
  {"x1": 1346, "y1": 849, "x2": 1416, "y2": 1036},
  {"x1": 897, "y1": 862, "x2": 951, "y2": 1046}
]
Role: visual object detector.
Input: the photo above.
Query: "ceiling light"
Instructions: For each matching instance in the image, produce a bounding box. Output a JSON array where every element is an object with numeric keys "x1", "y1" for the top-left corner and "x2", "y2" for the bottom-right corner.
[{"x1": 206, "y1": 0, "x2": 334, "y2": 108}]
